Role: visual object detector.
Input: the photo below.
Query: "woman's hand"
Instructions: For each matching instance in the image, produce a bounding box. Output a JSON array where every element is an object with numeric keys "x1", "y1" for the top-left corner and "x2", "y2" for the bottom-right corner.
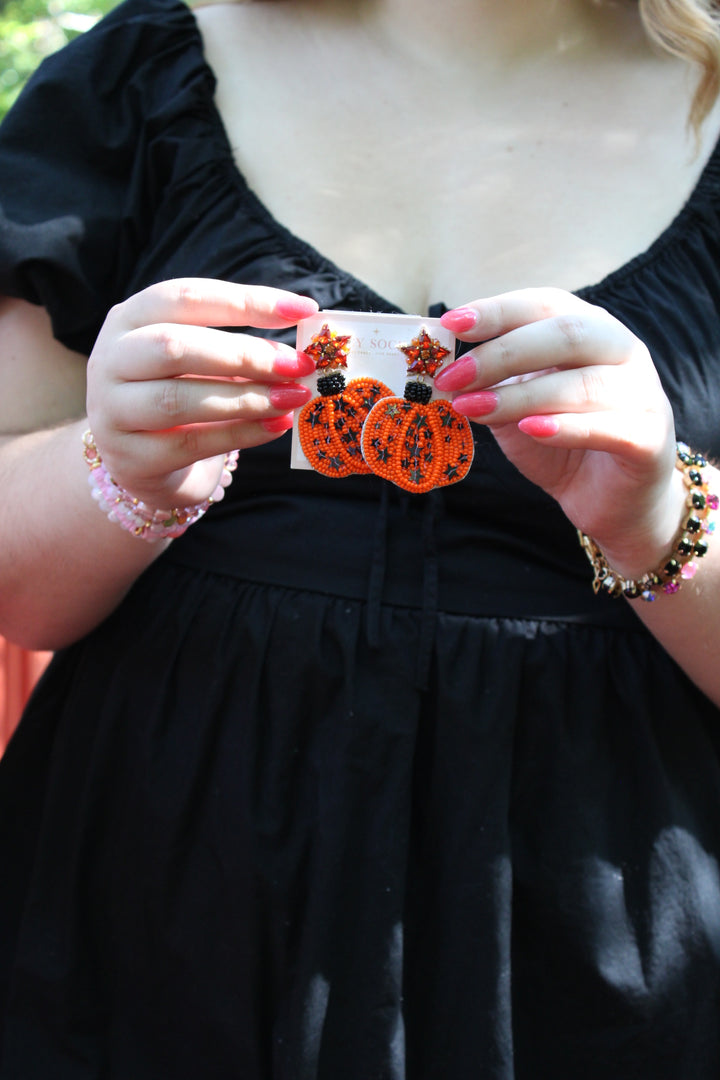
[
  {"x1": 437, "y1": 288, "x2": 683, "y2": 576},
  {"x1": 86, "y1": 278, "x2": 318, "y2": 509}
]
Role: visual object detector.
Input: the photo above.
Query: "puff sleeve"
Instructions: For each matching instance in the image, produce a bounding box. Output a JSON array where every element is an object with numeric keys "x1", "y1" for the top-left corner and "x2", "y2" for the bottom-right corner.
[{"x1": 0, "y1": 0, "x2": 204, "y2": 355}]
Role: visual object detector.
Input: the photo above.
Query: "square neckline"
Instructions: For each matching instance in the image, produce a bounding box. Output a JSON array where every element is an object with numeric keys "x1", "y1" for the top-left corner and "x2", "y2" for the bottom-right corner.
[{"x1": 185, "y1": 1, "x2": 720, "y2": 314}]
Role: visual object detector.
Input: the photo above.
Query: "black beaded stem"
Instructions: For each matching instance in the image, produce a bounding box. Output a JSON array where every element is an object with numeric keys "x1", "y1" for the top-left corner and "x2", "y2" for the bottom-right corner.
[
  {"x1": 404, "y1": 380, "x2": 433, "y2": 405},
  {"x1": 317, "y1": 372, "x2": 346, "y2": 396}
]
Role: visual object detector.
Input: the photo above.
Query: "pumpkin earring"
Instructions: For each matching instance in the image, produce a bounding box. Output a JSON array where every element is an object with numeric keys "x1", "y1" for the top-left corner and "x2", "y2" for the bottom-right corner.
[
  {"x1": 361, "y1": 328, "x2": 474, "y2": 493},
  {"x1": 297, "y1": 323, "x2": 393, "y2": 478}
]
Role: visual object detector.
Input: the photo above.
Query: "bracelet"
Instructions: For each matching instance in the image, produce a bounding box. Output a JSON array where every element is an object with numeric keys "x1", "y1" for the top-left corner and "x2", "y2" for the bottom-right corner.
[
  {"x1": 578, "y1": 443, "x2": 718, "y2": 601},
  {"x1": 82, "y1": 430, "x2": 239, "y2": 542}
]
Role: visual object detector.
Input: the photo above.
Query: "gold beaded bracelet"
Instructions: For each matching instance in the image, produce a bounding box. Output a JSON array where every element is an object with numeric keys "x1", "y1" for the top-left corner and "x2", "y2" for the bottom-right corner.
[{"x1": 578, "y1": 443, "x2": 718, "y2": 601}]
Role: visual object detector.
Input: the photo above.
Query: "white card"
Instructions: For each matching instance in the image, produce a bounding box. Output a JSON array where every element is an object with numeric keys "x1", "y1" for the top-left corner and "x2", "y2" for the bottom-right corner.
[{"x1": 291, "y1": 310, "x2": 456, "y2": 471}]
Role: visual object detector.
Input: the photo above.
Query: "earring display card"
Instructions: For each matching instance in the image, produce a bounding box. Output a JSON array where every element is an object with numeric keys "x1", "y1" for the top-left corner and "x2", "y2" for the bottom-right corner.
[{"x1": 291, "y1": 311, "x2": 456, "y2": 472}]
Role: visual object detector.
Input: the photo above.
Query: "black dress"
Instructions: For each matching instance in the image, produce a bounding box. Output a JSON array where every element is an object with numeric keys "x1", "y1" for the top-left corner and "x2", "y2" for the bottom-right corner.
[{"x1": 1, "y1": 1, "x2": 720, "y2": 1076}]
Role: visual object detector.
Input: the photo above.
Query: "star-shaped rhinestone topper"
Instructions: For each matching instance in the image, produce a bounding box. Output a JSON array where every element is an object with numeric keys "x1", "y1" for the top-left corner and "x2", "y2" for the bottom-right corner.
[
  {"x1": 398, "y1": 329, "x2": 451, "y2": 378},
  {"x1": 305, "y1": 323, "x2": 352, "y2": 370}
]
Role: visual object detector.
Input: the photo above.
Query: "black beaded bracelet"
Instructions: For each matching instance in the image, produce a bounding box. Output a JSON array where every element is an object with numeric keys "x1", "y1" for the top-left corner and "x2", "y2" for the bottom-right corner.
[{"x1": 578, "y1": 443, "x2": 718, "y2": 601}]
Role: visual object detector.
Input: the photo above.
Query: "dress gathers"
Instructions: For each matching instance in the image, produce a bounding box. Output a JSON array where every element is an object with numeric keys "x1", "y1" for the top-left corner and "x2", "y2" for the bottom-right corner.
[{"x1": 1, "y1": 1, "x2": 720, "y2": 1076}]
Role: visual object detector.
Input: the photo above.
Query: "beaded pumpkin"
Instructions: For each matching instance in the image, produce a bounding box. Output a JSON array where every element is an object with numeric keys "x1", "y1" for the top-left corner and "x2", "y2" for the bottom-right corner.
[
  {"x1": 361, "y1": 329, "x2": 474, "y2": 493},
  {"x1": 299, "y1": 374, "x2": 394, "y2": 477},
  {"x1": 298, "y1": 323, "x2": 393, "y2": 477}
]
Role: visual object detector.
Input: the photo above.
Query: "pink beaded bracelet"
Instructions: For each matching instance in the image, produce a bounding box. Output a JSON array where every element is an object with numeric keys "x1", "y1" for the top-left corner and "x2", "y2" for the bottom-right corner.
[{"x1": 82, "y1": 430, "x2": 239, "y2": 542}]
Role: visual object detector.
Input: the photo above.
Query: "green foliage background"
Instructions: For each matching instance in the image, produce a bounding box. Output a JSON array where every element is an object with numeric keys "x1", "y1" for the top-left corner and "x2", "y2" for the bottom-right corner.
[{"x1": 0, "y1": 0, "x2": 119, "y2": 121}]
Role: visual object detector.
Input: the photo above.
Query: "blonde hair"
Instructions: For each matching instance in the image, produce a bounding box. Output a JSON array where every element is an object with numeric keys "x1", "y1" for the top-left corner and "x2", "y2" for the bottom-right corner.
[{"x1": 639, "y1": 0, "x2": 720, "y2": 130}]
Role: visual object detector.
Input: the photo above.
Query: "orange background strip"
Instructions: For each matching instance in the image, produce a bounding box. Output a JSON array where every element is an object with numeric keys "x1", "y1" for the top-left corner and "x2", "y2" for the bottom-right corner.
[{"x1": 0, "y1": 638, "x2": 51, "y2": 756}]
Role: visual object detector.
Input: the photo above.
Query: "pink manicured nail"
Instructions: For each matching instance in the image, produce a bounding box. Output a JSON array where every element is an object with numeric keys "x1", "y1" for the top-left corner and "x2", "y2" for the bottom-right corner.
[
  {"x1": 268, "y1": 383, "x2": 312, "y2": 409},
  {"x1": 518, "y1": 416, "x2": 561, "y2": 438},
  {"x1": 434, "y1": 356, "x2": 476, "y2": 392},
  {"x1": 440, "y1": 307, "x2": 477, "y2": 333},
  {"x1": 272, "y1": 350, "x2": 316, "y2": 377},
  {"x1": 452, "y1": 390, "x2": 498, "y2": 417},
  {"x1": 275, "y1": 296, "x2": 319, "y2": 321},
  {"x1": 262, "y1": 413, "x2": 295, "y2": 433}
]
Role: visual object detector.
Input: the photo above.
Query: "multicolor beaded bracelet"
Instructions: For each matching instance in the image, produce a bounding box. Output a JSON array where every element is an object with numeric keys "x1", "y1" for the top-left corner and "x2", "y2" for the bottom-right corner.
[
  {"x1": 578, "y1": 443, "x2": 718, "y2": 601},
  {"x1": 82, "y1": 429, "x2": 239, "y2": 542}
]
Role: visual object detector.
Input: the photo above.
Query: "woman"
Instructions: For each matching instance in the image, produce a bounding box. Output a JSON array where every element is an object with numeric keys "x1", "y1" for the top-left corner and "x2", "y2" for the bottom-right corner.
[{"x1": 1, "y1": 0, "x2": 720, "y2": 1075}]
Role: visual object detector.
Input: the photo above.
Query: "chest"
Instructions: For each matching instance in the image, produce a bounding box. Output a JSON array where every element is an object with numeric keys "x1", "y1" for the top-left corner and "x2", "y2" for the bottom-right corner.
[{"x1": 196, "y1": 7, "x2": 720, "y2": 312}]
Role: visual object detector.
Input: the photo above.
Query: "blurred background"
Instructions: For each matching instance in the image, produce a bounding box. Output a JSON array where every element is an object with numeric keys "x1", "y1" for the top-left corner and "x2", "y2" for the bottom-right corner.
[
  {"x1": 0, "y1": 0, "x2": 118, "y2": 121},
  {"x1": 0, "y1": 0, "x2": 118, "y2": 750}
]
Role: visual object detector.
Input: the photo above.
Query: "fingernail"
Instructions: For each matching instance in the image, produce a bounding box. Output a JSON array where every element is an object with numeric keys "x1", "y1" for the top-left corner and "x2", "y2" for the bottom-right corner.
[
  {"x1": 268, "y1": 383, "x2": 313, "y2": 409},
  {"x1": 262, "y1": 412, "x2": 295, "y2": 433},
  {"x1": 275, "y1": 295, "x2": 319, "y2": 321},
  {"x1": 452, "y1": 390, "x2": 498, "y2": 417},
  {"x1": 518, "y1": 415, "x2": 560, "y2": 438},
  {"x1": 440, "y1": 307, "x2": 477, "y2": 333},
  {"x1": 434, "y1": 355, "x2": 476, "y2": 392},
  {"x1": 272, "y1": 350, "x2": 316, "y2": 377}
]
